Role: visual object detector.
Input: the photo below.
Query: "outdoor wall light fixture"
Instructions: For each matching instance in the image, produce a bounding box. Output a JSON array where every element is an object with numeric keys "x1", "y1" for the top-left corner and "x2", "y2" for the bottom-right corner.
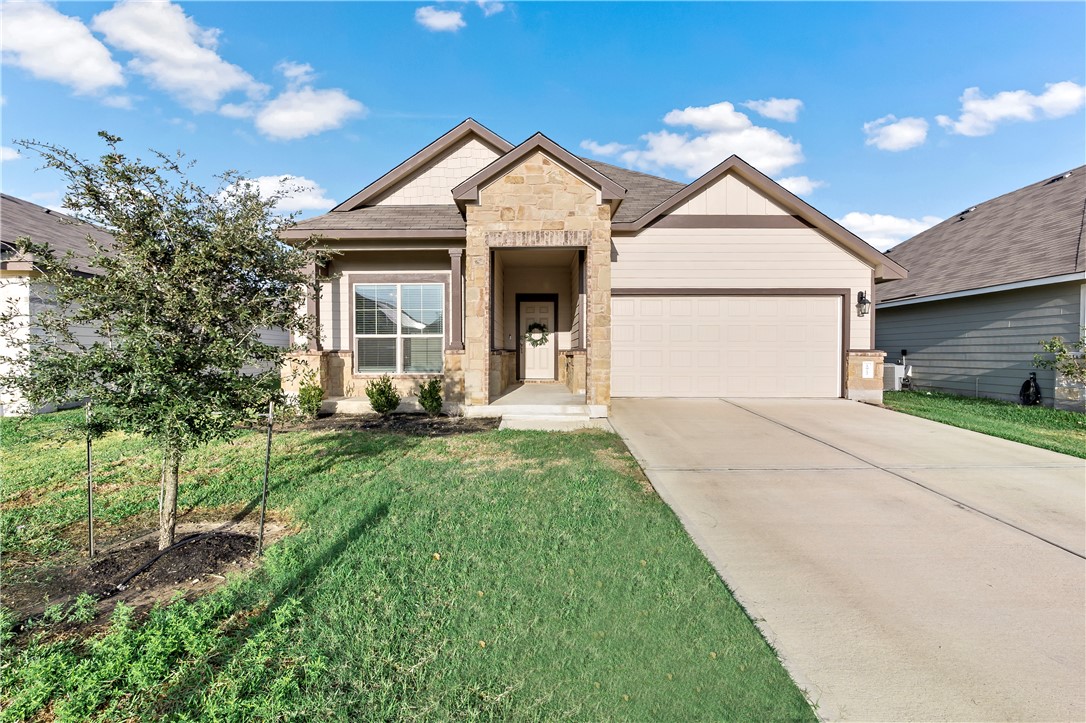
[{"x1": 856, "y1": 291, "x2": 871, "y2": 317}]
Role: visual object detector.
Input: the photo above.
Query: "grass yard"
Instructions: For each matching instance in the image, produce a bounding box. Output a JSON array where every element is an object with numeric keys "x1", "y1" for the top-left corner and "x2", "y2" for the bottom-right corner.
[
  {"x1": 884, "y1": 390, "x2": 1086, "y2": 458},
  {"x1": 1, "y1": 411, "x2": 814, "y2": 722}
]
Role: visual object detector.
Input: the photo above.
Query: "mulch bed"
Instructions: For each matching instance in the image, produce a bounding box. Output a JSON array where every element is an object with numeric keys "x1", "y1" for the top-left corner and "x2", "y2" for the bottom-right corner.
[
  {"x1": 278, "y1": 413, "x2": 500, "y2": 436},
  {"x1": 5, "y1": 531, "x2": 259, "y2": 640}
]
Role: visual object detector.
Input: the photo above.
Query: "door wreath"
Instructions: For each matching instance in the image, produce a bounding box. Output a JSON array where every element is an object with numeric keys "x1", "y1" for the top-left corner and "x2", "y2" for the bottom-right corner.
[{"x1": 523, "y1": 322, "x2": 549, "y2": 348}]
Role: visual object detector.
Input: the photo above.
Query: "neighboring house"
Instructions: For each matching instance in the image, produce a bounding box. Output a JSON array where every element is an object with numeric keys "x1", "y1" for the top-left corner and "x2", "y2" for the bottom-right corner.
[
  {"x1": 282, "y1": 119, "x2": 906, "y2": 416},
  {"x1": 0, "y1": 194, "x2": 287, "y2": 415},
  {"x1": 875, "y1": 166, "x2": 1085, "y2": 411},
  {"x1": 0, "y1": 194, "x2": 116, "y2": 415}
]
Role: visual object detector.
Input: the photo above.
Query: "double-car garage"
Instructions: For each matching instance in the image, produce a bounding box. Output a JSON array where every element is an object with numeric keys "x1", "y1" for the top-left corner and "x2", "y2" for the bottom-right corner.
[{"x1": 611, "y1": 293, "x2": 844, "y2": 398}]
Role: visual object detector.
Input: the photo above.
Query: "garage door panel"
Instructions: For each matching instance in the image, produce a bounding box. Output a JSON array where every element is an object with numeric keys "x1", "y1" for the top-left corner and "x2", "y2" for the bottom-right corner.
[{"x1": 612, "y1": 295, "x2": 841, "y2": 398}]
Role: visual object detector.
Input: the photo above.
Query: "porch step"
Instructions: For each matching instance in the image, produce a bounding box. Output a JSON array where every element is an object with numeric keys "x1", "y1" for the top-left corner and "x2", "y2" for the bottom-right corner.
[
  {"x1": 463, "y1": 404, "x2": 607, "y2": 418},
  {"x1": 499, "y1": 415, "x2": 614, "y2": 432}
]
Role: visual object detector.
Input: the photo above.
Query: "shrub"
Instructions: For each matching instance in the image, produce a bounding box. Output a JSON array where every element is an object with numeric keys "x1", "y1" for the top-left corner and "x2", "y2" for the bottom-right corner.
[
  {"x1": 297, "y1": 382, "x2": 324, "y2": 418},
  {"x1": 418, "y1": 378, "x2": 443, "y2": 417},
  {"x1": 365, "y1": 375, "x2": 400, "y2": 416}
]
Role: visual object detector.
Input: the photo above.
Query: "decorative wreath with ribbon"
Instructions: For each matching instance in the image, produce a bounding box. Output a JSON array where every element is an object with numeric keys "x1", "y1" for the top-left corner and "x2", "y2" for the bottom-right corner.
[{"x1": 524, "y1": 322, "x2": 549, "y2": 348}]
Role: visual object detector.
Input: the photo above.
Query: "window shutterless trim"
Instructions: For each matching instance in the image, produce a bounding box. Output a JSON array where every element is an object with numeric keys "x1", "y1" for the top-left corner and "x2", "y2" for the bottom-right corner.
[{"x1": 350, "y1": 279, "x2": 446, "y2": 375}]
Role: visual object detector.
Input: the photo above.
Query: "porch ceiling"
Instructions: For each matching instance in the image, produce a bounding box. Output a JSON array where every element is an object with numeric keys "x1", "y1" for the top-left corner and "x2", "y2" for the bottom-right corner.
[{"x1": 496, "y1": 248, "x2": 578, "y2": 267}]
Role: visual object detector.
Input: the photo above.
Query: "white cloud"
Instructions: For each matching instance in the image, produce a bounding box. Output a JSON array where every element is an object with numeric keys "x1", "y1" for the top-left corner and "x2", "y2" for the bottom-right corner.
[
  {"x1": 0, "y1": 1, "x2": 124, "y2": 96},
  {"x1": 580, "y1": 140, "x2": 628, "y2": 157},
  {"x1": 863, "y1": 115, "x2": 929, "y2": 151},
  {"x1": 276, "y1": 60, "x2": 317, "y2": 87},
  {"x1": 255, "y1": 87, "x2": 366, "y2": 141},
  {"x1": 92, "y1": 0, "x2": 266, "y2": 112},
  {"x1": 101, "y1": 94, "x2": 134, "y2": 110},
  {"x1": 476, "y1": 0, "x2": 505, "y2": 16},
  {"x1": 837, "y1": 211, "x2": 942, "y2": 251},
  {"x1": 617, "y1": 101, "x2": 804, "y2": 178},
  {"x1": 415, "y1": 6, "x2": 466, "y2": 31},
  {"x1": 936, "y1": 81, "x2": 1086, "y2": 137},
  {"x1": 236, "y1": 175, "x2": 336, "y2": 214},
  {"x1": 219, "y1": 102, "x2": 256, "y2": 119},
  {"x1": 777, "y1": 176, "x2": 824, "y2": 196},
  {"x1": 1, "y1": 147, "x2": 22, "y2": 163},
  {"x1": 742, "y1": 97, "x2": 803, "y2": 122}
]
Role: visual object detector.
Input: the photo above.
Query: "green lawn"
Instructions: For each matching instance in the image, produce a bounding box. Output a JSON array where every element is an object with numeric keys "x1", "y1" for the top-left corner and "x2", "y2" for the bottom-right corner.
[
  {"x1": 884, "y1": 390, "x2": 1086, "y2": 458},
  {"x1": 1, "y1": 412, "x2": 814, "y2": 722}
]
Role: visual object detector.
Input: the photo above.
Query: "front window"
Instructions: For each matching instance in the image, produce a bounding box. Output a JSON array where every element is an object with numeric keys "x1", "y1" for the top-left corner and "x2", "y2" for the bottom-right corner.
[{"x1": 354, "y1": 283, "x2": 444, "y2": 374}]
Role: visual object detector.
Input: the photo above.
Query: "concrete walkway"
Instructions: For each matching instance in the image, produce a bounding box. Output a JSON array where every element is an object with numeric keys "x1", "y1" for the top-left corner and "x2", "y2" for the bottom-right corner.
[{"x1": 611, "y1": 398, "x2": 1085, "y2": 722}]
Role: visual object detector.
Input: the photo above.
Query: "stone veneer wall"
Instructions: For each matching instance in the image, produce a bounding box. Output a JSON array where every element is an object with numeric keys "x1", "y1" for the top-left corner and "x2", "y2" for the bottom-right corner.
[
  {"x1": 463, "y1": 151, "x2": 612, "y2": 407},
  {"x1": 846, "y1": 350, "x2": 886, "y2": 404}
]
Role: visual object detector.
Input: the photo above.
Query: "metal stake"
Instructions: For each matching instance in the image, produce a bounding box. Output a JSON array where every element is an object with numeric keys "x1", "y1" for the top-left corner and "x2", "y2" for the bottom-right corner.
[
  {"x1": 86, "y1": 400, "x2": 95, "y2": 558},
  {"x1": 257, "y1": 400, "x2": 273, "y2": 556}
]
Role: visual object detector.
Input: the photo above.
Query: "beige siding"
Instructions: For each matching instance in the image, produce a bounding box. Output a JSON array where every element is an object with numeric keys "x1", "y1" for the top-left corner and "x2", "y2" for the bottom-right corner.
[
  {"x1": 319, "y1": 250, "x2": 451, "y2": 351},
  {"x1": 671, "y1": 173, "x2": 789, "y2": 216},
  {"x1": 499, "y1": 266, "x2": 574, "y2": 350},
  {"x1": 492, "y1": 253, "x2": 505, "y2": 348},
  {"x1": 0, "y1": 276, "x2": 31, "y2": 415},
  {"x1": 570, "y1": 255, "x2": 582, "y2": 348},
  {"x1": 612, "y1": 227, "x2": 873, "y2": 348},
  {"x1": 376, "y1": 137, "x2": 500, "y2": 205}
]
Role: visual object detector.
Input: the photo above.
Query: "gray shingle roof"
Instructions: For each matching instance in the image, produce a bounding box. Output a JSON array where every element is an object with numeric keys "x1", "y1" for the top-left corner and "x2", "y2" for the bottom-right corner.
[
  {"x1": 579, "y1": 157, "x2": 686, "y2": 224},
  {"x1": 877, "y1": 167, "x2": 1085, "y2": 302},
  {"x1": 291, "y1": 204, "x2": 467, "y2": 232},
  {"x1": 289, "y1": 159, "x2": 684, "y2": 234},
  {"x1": 1, "y1": 194, "x2": 114, "y2": 275}
]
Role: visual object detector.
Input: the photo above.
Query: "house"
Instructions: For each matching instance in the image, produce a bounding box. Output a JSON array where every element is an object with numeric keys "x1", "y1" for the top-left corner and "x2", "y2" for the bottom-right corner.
[
  {"x1": 281, "y1": 119, "x2": 906, "y2": 416},
  {"x1": 0, "y1": 194, "x2": 118, "y2": 415},
  {"x1": 1, "y1": 193, "x2": 292, "y2": 415},
  {"x1": 875, "y1": 166, "x2": 1085, "y2": 411}
]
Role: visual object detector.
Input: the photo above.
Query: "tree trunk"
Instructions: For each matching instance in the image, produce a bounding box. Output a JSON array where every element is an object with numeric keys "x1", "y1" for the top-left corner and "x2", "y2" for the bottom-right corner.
[{"x1": 159, "y1": 448, "x2": 181, "y2": 550}]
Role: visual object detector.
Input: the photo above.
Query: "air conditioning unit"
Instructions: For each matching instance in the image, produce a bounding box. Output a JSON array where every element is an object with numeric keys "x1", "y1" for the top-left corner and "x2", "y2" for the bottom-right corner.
[{"x1": 884, "y1": 363, "x2": 905, "y2": 391}]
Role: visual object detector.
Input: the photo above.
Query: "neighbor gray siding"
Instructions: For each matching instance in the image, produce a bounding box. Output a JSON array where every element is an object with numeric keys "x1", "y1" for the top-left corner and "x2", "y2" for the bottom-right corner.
[{"x1": 875, "y1": 282, "x2": 1083, "y2": 405}]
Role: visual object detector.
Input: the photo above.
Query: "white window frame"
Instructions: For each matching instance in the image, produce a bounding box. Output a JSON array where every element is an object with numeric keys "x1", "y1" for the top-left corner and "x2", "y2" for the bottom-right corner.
[{"x1": 353, "y1": 282, "x2": 444, "y2": 374}]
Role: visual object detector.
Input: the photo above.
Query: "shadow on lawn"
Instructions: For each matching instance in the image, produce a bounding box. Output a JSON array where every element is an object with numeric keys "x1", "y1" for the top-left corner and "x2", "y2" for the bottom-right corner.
[
  {"x1": 178, "y1": 431, "x2": 422, "y2": 524},
  {"x1": 152, "y1": 497, "x2": 391, "y2": 718}
]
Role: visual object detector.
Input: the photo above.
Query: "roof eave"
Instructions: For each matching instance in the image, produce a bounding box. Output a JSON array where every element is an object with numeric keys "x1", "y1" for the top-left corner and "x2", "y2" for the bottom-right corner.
[
  {"x1": 452, "y1": 132, "x2": 628, "y2": 207},
  {"x1": 623, "y1": 154, "x2": 907, "y2": 280},
  {"x1": 333, "y1": 119, "x2": 514, "y2": 212}
]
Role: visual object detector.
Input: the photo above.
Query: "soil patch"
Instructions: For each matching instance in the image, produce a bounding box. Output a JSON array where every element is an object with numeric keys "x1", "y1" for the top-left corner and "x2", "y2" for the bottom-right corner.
[
  {"x1": 3, "y1": 519, "x2": 289, "y2": 642},
  {"x1": 278, "y1": 413, "x2": 500, "y2": 436}
]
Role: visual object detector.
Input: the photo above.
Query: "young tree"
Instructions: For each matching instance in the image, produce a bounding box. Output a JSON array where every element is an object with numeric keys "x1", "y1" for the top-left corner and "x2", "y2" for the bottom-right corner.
[
  {"x1": 1034, "y1": 328, "x2": 1086, "y2": 386},
  {"x1": 0, "y1": 132, "x2": 321, "y2": 549}
]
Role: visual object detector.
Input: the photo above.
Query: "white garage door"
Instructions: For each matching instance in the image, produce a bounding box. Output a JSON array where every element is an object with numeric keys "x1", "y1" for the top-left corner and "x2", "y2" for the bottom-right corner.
[{"x1": 612, "y1": 295, "x2": 842, "y2": 398}]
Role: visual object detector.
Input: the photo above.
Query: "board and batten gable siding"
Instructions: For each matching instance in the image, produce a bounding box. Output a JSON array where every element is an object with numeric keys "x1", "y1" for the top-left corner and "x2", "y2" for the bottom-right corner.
[
  {"x1": 669, "y1": 173, "x2": 790, "y2": 216},
  {"x1": 374, "y1": 137, "x2": 500, "y2": 206},
  {"x1": 874, "y1": 281, "x2": 1084, "y2": 405},
  {"x1": 611, "y1": 227, "x2": 874, "y2": 349}
]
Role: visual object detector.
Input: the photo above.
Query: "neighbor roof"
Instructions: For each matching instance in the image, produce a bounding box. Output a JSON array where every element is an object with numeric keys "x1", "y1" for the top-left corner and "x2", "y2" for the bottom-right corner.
[
  {"x1": 877, "y1": 166, "x2": 1086, "y2": 302},
  {"x1": 1, "y1": 194, "x2": 114, "y2": 275}
]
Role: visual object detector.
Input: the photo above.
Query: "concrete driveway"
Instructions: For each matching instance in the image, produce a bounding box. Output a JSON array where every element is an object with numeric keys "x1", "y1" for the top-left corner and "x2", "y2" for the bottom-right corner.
[{"x1": 611, "y1": 398, "x2": 1085, "y2": 722}]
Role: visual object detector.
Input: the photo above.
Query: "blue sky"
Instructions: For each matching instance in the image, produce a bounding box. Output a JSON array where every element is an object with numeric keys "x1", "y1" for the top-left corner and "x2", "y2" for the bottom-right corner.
[{"x1": 2, "y1": 1, "x2": 1084, "y2": 250}]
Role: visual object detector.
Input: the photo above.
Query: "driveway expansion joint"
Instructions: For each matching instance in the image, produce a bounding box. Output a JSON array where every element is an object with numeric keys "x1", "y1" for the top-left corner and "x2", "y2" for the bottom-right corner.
[{"x1": 719, "y1": 398, "x2": 1086, "y2": 561}]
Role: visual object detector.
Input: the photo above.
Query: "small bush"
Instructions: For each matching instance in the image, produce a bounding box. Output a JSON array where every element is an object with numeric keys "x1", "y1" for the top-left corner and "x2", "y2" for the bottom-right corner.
[
  {"x1": 418, "y1": 378, "x2": 443, "y2": 417},
  {"x1": 365, "y1": 375, "x2": 400, "y2": 416},
  {"x1": 297, "y1": 382, "x2": 324, "y2": 418}
]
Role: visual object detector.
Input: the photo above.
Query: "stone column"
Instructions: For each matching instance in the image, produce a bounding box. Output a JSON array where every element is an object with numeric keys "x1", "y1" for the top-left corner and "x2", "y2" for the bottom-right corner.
[{"x1": 448, "y1": 249, "x2": 464, "y2": 351}]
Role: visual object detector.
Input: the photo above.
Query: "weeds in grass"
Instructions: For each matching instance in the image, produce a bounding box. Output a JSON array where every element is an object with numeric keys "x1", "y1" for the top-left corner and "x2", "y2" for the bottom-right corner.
[{"x1": 2, "y1": 411, "x2": 815, "y2": 722}]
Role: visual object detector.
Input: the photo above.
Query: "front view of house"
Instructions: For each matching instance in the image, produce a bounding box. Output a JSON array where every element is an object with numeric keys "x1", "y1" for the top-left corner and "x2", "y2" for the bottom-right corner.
[{"x1": 282, "y1": 119, "x2": 905, "y2": 415}]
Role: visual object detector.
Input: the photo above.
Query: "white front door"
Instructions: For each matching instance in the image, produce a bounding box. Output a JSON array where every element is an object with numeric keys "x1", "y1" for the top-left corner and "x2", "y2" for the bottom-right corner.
[{"x1": 519, "y1": 300, "x2": 556, "y2": 380}]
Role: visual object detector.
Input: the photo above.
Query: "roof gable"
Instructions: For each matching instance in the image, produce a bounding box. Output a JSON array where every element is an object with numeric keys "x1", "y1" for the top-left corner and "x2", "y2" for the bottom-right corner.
[
  {"x1": 334, "y1": 119, "x2": 513, "y2": 211},
  {"x1": 452, "y1": 133, "x2": 627, "y2": 206},
  {"x1": 613, "y1": 155, "x2": 906, "y2": 281},
  {"x1": 877, "y1": 165, "x2": 1085, "y2": 302}
]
